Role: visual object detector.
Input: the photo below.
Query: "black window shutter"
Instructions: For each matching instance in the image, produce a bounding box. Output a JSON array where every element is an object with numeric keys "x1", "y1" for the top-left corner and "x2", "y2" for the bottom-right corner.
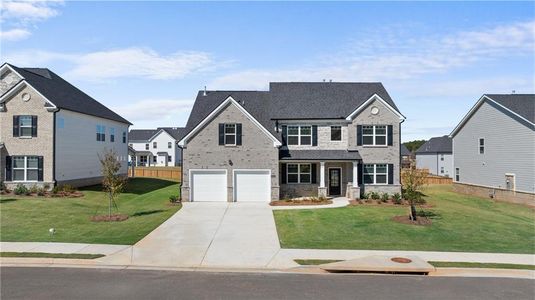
[
  {"x1": 387, "y1": 125, "x2": 393, "y2": 146},
  {"x1": 357, "y1": 163, "x2": 363, "y2": 185},
  {"x1": 32, "y1": 116, "x2": 38, "y2": 137},
  {"x1": 388, "y1": 164, "x2": 394, "y2": 184},
  {"x1": 311, "y1": 163, "x2": 317, "y2": 183},
  {"x1": 13, "y1": 116, "x2": 19, "y2": 137},
  {"x1": 236, "y1": 123, "x2": 242, "y2": 145},
  {"x1": 312, "y1": 125, "x2": 318, "y2": 146},
  {"x1": 38, "y1": 156, "x2": 44, "y2": 182},
  {"x1": 281, "y1": 125, "x2": 287, "y2": 145},
  {"x1": 356, "y1": 125, "x2": 362, "y2": 146},
  {"x1": 218, "y1": 124, "x2": 224, "y2": 145},
  {"x1": 5, "y1": 156, "x2": 12, "y2": 181},
  {"x1": 281, "y1": 163, "x2": 287, "y2": 184}
]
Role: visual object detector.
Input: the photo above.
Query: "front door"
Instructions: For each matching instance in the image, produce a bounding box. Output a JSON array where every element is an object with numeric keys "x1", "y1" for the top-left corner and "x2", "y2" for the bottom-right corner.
[{"x1": 329, "y1": 168, "x2": 341, "y2": 196}]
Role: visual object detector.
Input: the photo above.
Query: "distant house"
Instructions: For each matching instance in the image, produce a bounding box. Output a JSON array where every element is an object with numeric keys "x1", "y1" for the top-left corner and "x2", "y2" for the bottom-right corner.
[
  {"x1": 415, "y1": 136, "x2": 452, "y2": 177},
  {"x1": 0, "y1": 63, "x2": 131, "y2": 189},
  {"x1": 128, "y1": 127, "x2": 184, "y2": 167},
  {"x1": 450, "y1": 94, "x2": 534, "y2": 203},
  {"x1": 400, "y1": 144, "x2": 413, "y2": 168}
]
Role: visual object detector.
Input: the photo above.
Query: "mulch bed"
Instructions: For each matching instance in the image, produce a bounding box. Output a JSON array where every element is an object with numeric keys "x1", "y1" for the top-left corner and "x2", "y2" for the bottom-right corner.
[
  {"x1": 391, "y1": 215, "x2": 432, "y2": 226},
  {"x1": 90, "y1": 214, "x2": 129, "y2": 222},
  {"x1": 167, "y1": 202, "x2": 182, "y2": 207},
  {"x1": 270, "y1": 199, "x2": 333, "y2": 206},
  {"x1": 1, "y1": 191, "x2": 84, "y2": 198}
]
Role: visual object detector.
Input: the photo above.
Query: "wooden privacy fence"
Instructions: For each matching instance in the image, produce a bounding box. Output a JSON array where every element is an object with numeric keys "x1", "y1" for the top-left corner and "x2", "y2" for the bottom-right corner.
[
  {"x1": 422, "y1": 175, "x2": 453, "y2": 185},
  {"x1": 130, "y1": 167, "x2": 181, "y2": 181}
]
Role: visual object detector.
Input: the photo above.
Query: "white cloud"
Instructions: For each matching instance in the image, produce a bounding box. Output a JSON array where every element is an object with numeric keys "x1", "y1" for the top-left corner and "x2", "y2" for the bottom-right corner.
[
  {"x1": 210, "y1": 20, "x2": 535, "y2": 90},
  {"x1": 4, "y1": 47, "x2": 219, "y2": 81},
  {"x1": 0, "y1": 28, "x2": 31, "y2": 41},
  {"x1": 112, "y1": 99, "x2": 194, "y2": 127}
]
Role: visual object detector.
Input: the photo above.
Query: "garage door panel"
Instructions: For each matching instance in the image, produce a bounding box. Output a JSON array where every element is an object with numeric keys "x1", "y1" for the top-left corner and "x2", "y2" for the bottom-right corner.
[
  {"x1": 235, "y1": 170, "x2": 271, "y2": 202},
  {"x1": 191, "y1": 170, "x2": 227, "y2": 202}
]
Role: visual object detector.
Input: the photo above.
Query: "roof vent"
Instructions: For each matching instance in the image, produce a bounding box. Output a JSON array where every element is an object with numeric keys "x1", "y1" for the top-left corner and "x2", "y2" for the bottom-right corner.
[
  {"x1": 203, "y1": 86, "x2": 207, "y2": 96},
  {"x1": 512, "y1": 90, "x2": 516, "y2": 94},
  {"x1": 323, "y1": 79, "x2": 326, "y2": 82},
  {"x1": 329, "y1": 79, "x2": 332, "y2": 83}
]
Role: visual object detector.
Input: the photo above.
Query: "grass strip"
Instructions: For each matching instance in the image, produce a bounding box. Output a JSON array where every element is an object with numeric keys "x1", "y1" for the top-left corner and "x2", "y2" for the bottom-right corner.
[
  {"x1": 429, "y1": 261, "x2": 535, "y2": 270},
  {"x1": 0, "y1": 252, "x2": 105, "y2": 259}
]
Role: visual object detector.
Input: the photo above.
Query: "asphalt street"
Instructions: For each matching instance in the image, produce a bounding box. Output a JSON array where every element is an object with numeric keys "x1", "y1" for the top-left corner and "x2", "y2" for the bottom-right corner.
[{"x1": 1, "y1": 267, "x2": 533, "y2": 300}]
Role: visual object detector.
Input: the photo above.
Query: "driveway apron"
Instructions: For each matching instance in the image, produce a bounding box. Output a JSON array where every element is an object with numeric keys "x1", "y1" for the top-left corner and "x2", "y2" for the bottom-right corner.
[{"x1": 129, "y1": 202, "x2": 280, "y2": 268}]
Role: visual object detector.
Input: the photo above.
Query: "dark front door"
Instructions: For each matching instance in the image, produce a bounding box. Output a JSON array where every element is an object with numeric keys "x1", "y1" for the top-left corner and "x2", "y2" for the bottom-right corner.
[{"x1": 329, "y1": 168, "x2": 341, "y2": 196}]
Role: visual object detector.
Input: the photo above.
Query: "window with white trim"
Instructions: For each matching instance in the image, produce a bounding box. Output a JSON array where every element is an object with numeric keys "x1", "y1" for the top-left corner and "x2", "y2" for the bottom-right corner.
[
  {"x1": 440, "y1": 154, "x2": 444, "y2": 161},
  {"x1": 145, "y1": 143, "x2": 149, "y2": 150},
  {"x1": 110, "y1": 128, "x2": 115, "y2": 142},
  {"x1": 479, "y1": 138, "x2": 485, "y2": 154},
  {"x1": 440, "y1": 167, "x2": 444, "y2": 174},
  {"x1": 287, "y1": 125, "x2": 312, "y2": 145},
  {"x1": 331, "y1": 126, "x2": 342, "y2": 141},
  {"x1": 224, "y1": 124, "x2": 236, "y2": 145},
  {"x1": 96, "y1": 125, "x2": 106, "y2": 142},
  {"x1": 363, "y1": 164, "x2": 388, "y2": 184},
  {"x1": 287, "y1": 163, "x2": 311, "y2": 184},
  {"x1": 362, "y1": 125, "x2": 387, "y2": 146},
  {"x1": 12, "y1": 156, "x2": 38, "y2": 181},
  {"x1": 122, "y1": 131, "x2": 127, "y2": 143},
  {"x1": 455, "y1": 168, "x2": 460, "y2": 181},
  {"x1": 167, "y1": 156, "x2": 172, "y2": 162},
  {"x1": 168, "y1": 142, "x2": 172, "y2": 149},
  {"x1": 153, "y1": 142, "x2": 157, "y2": 149},
  {"x1": 19, "y1": 116, "x2": 33, "y2": 137}
]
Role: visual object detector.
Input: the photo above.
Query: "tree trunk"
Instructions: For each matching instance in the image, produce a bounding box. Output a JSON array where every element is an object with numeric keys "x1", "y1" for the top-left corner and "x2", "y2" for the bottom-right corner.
[{"x1": 409, "y1": 204, "x2": 417, "y2": 221}]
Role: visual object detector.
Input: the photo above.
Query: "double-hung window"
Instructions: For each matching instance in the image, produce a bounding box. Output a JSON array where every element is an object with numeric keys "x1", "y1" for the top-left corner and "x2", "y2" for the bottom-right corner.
[
  {"x1": 153, "y1": 142, "x2": 157, "y2": 149},
  {"x1": 145, "y1": 144, "x2": 149, "y2": 150},
  {"x1": 455, "y1": 168, "x2": 460, "y2": 181},
  {"x1": 12, "y1": 156, "x2": 39, "y2": 181},
  {"x1": 167, "y1": 156, "x2": 172, "y2": 162},
  {"x1": 362, "y1": 125, "x2": 387, "y2": 146},
  {"x1": 110, "y1": 128, "x2": 115, "y2": 142},
  {"x1": 287, "y1": 125, "x2": 312, "y2": 146},
  {"x1": 168, "y1": 142, "x2": 172, "y2": 149},
  {"x1": 122, "y1": 131, "x2": 127, "y2": 143},
  {"x1": 18, "y1": 116, "x2": 33, "y2": 137},
  {"x1": 363, "y1": 164, "x2": 388, "y2": 184},
  {"x1": 96, "y1": 125, "x2": 106, "y2": 141},
  {"x1": 224, "y1": 124, "x2": 236, "y2": 146},
  {"x1": 331, "y1": 126, "x2": 342, "y2": 141},
  {"x1": 479, "y1": 138, "x2": 485, "y2": 154},
  {"x1": 287, "y1": 163, "x2": 311, "y2": 184}
]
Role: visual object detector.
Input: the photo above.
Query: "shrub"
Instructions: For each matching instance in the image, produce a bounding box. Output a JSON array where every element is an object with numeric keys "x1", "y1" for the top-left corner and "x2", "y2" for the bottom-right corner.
[
  {"x1": 43, "y1": 183, "x2": 51, "y2": 191},
  {"x1": 169, "y1": 195, "x2": 181, "y2": 203},
  {"x1": 36, "y1": 187, "x2": 46, "y2": 196},
  {"x1": 14, "y1": 184, "x2": 29, "y2": 195},
  {"x1": 29, "y1": 185, "x2": 39, "y2": 194},
  {"x1": 361, "y1": 192, "x2": 370, "y2": 200},
  {"x1": 52, "y1": 185, "x2": 61, "y2": 195},
  {"x1": 370, "y1": 191, "x2": 380, "y2": 200},
  {"x1": 392, "y1": 193, "x2": 402, "y2": 204},
  {"x1": 0, "y1": 181, "x2": 7, "y2": 192},
  {"x1": 381, "y1": 193, "x2": 389, "y2": 202},
  {"x1": 62, "y1": 184, "x2": 76, "y2": 193}
]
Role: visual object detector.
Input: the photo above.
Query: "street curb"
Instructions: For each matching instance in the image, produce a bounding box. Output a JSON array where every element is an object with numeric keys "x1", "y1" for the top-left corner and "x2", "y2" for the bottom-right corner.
[{"x1": 2, "y1": 258, "x2": 533, "y2": 279}]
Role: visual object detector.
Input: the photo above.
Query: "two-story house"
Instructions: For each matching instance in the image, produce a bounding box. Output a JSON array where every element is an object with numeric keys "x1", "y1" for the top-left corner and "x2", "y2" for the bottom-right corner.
[
  {"x1": 415, "y1": 135, "x2": 453, "y2": 177},
  {"x1": 128, "y1": 127, "x2": 184, "y2": 166},
  {"x1": 178, "y1": 82, "x2": 405, "y2": 202},
  {"x1": 0, "y1": 63, "x2": 131, "y2": 189},
  {"x1": 450, "y1": 94, "x2": 534, "y2": 204}
]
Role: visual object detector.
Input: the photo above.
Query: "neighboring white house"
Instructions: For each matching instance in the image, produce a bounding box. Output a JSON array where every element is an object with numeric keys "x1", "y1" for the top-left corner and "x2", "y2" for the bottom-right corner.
[
  {"x1": 415, "y1": 135, "x2": 453, "y2": 177},
  {"x1": 128, "y1": 128, "x2": 184, "y2": 167},
  {"x1": 1, "y1": 63, "x2": 131, "y2": 189},
  {"x1": 450, "y1": 94, "x2": 534, "y2": 197}
]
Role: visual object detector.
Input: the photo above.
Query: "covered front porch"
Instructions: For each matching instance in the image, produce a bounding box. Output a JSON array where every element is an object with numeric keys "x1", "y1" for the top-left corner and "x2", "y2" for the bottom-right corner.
[{"x1": 279, "y1": 150, "x2": 361, "y2": 199}]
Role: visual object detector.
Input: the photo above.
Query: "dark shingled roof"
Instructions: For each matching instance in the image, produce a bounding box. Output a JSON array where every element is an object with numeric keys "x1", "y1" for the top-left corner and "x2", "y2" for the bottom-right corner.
[
  {"x1": 416, "y1": 136, "x2": 452, "y2": 154},
  {"x1": 6, "y1": 63, "x2": 131, "y2": 124},
  {"x1": 401, "y1": 144, "x2": 411, "y2": 156},
  {"x1": 279, "y1": 149, "x2": 362, "y2": 161},
  {"x1": 182, "y1": 82, "x2": 401, "y2": 143},
  {"x1": 486, "y1": 94, "x2": 535, "y2": 123},
  {"x1": 129, "y1": 127, "x2": 185, "y2": 141}
]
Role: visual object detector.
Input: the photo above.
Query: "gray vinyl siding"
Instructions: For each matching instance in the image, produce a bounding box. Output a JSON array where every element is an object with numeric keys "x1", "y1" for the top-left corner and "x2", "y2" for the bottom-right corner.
[
  {"x1": 453, "y1": 100, "x2": 535, "y2": 193},
  {"x1": 416, "y1": 153, "x2": 453, "y2": 177}
]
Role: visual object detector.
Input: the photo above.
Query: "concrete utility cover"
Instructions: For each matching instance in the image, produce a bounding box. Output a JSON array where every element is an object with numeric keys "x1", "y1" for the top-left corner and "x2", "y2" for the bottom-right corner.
[{"x1": 319, "y1": 255, "x2": 435, "y2": 274}]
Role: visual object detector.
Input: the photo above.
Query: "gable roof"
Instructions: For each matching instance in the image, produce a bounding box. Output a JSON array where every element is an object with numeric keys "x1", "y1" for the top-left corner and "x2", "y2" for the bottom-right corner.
[
  {"x1": 1, "y1": 63, "x2": 131, "y2": 125},
  {"x1": 416, "y1": 136, "x2": 452, "y2": 154},
  {"x1": 181, "y1": 82, "x2": 402, "y2": 145},
  {"x1": 401, "y1": 144, "x2": 411, "y2": 156},
  {"x1": 450, "y1": 94, "x2": 535, "y2": 137},
  {"x1": 129, "y1": 127, "x2": 185, "y2": 142}
]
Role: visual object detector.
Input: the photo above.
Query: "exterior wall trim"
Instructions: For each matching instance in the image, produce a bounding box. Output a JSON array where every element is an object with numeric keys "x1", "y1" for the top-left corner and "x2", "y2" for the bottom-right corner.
[
  {"x1": 345, "y1": 94, "x2": 405, "y2": 121},
  {"x1": 0, "y1": 80, "x2": 58, "y2": 111},
  {"x1": 178, "y1": 96, "x2": 282, "y2": 147}
]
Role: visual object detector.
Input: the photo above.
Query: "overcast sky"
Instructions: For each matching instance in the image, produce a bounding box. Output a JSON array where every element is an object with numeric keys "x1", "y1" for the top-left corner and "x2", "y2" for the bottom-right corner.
[{"x1": 2, "y1": 1, "x2": 534, "y2": 141}]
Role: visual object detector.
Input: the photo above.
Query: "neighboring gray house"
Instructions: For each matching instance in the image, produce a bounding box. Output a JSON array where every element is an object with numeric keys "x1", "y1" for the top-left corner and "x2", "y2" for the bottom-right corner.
[
  {"x1": 450, "y1": 94, "x2": 535, "y2": 199},
  {"x1": 415, "y1": 136, "x2": 453, "y2": 177},
  {"x1": 0, "y1": 63, "x2": 131, "y2": 189},
  {"x1": 400, "y1": 144, "x2": 413, "y2": 168},
  {"x1": 178, "y1": 82, "x2": 405, "y2": 202},
  {"x1": 128, "y1": 127, "x2": 184, "y2": 166}
]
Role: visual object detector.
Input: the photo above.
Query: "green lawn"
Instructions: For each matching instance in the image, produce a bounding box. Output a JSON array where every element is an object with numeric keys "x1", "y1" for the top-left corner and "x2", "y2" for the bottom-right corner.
[
  {"x1": 0, "y1": 178, "x2": 181, "y2": 245},
  {"x1": 274, "y1": 185, "x2": 535, "y2": 254}
]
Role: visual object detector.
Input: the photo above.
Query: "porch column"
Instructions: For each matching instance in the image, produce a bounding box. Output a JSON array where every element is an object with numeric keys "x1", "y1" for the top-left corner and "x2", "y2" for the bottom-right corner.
[
  {"x1": 352, "y1": 161, "x2": 358, "y2": 187},
  {"x1": 320, "y1": 161, "x2": 326, "y2": 188}
]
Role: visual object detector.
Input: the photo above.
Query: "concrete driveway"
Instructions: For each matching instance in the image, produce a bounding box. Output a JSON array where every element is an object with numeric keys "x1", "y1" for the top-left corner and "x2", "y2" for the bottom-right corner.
[{"x1": 105, "y1": 202, "x2": 281, "y2": 268}]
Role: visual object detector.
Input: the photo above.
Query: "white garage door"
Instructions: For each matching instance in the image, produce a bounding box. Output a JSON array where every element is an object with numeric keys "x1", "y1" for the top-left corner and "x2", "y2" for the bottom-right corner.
[
  {"x1": 234, "y1": 170, "x2": 271, "y2": 202},
  {"x1": 191, "y1": 170, "x2": 227, "y2": 202}
]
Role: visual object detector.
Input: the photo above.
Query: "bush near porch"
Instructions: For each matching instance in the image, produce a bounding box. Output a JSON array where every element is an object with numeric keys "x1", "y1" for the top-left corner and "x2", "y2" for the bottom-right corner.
[
  {"x1": 0, "y1": 178, "x2": 181, "y2": 245},
  {"x1": 274, "y1": 185, "x2": 535, "y2": 254}
]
